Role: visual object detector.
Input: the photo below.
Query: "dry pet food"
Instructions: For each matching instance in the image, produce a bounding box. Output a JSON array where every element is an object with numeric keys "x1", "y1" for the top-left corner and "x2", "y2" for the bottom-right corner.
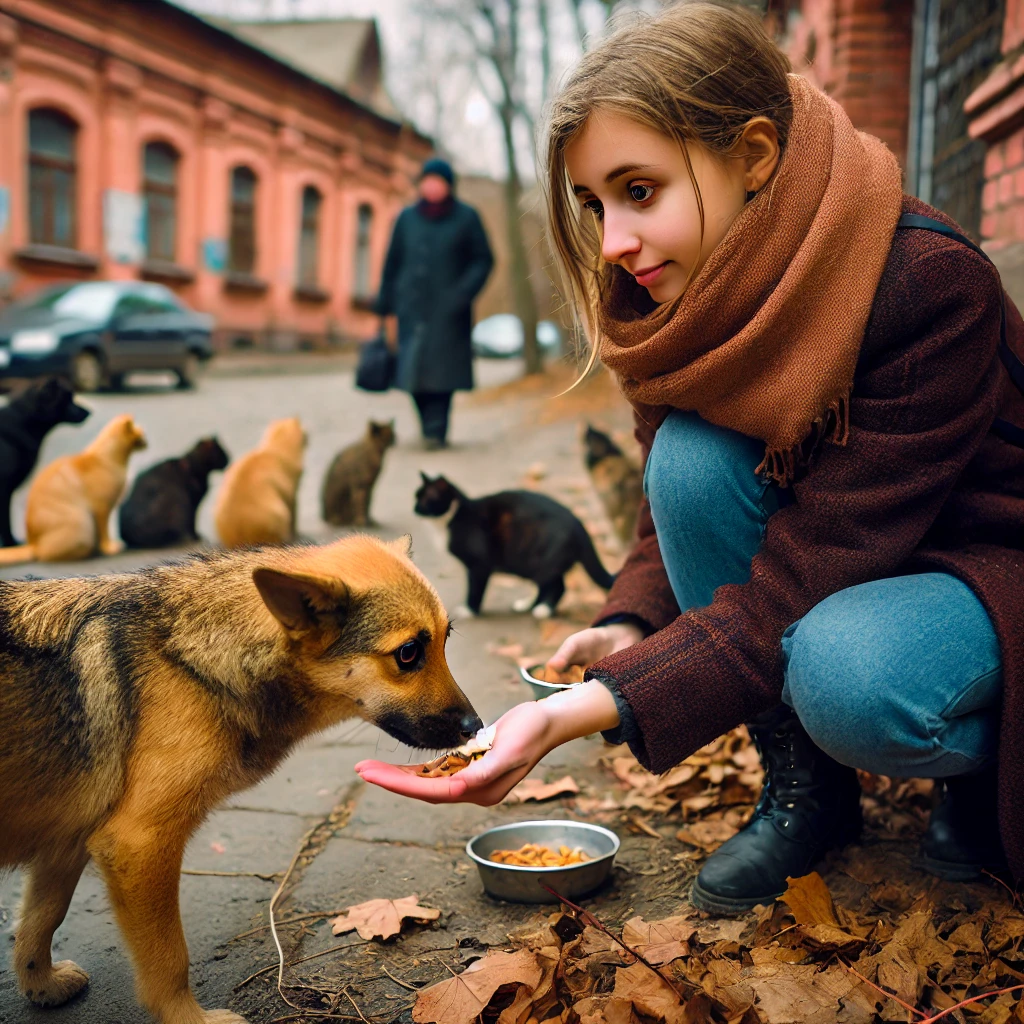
[
  {"x1": 416, "y1": 729, "x2": 493, "y2": 778},
  {"x1": 530, "y1": 664, "x2": 585, "y2": 685},
  {"x1": 489, "y1": 843, "x2": 590, "y2": 867}
]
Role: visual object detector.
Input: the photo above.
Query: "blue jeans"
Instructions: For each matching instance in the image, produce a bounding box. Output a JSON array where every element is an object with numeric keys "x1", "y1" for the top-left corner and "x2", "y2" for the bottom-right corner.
[{"x1": 646, "y1": 410, "x2": 1002, "y2": 778}]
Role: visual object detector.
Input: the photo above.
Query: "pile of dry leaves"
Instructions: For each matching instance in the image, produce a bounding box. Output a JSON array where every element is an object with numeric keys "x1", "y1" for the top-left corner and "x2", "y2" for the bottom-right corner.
[{"x1": 410, "y1": 872, "x2": 1024, "y2": 1024}]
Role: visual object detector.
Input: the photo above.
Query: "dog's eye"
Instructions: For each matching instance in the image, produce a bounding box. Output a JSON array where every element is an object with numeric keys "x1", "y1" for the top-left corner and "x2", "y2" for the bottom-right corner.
[{"x1": 394, "y1": 639, "x2": 424, "y2": 672}]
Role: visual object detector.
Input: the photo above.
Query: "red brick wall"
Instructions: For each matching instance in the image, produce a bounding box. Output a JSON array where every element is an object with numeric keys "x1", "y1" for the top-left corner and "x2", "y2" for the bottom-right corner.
[{"x1": 781, "y1": 0, "x2": 914, "y2": 166}]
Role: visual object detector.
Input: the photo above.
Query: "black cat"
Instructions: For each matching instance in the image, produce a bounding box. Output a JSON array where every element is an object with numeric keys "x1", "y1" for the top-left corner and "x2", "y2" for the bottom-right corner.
[
  {"x1": 414, "y1": 473, "x2": 615, "y2": 618},
  {"x1": 0, "y1": 377, "x2": 90, "y2": 546},
  {"x1": 119, "y1": 436, "x2": 229, "y2": 549}
]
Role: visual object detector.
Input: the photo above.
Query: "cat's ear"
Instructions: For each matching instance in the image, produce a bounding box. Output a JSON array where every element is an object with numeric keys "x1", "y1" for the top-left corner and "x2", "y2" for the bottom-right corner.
[{"x1": 420, "y1": 470, "x2": 432, "y2": 484}]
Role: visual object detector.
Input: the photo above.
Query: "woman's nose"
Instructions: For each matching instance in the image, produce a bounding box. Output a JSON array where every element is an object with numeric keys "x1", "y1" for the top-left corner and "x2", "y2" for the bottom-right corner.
[{"x1": 600, "y1": 213, "x2": 641, "y2": 265}]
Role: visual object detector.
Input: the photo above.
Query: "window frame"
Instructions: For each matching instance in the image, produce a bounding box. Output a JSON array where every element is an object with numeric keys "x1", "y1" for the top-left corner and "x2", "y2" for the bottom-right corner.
[
  {"x1": 228, "y1": 165, "x2": 258, "y2": 275},
  {"x1": 28, "y1": 107, "x2": 78, "y2": 249},
  {"x1": 353, "y1": 202, "x2": 374, "y2": 303},
  {"x1": 142, "y1": 141, "x2": 180, "y2": 263},
  {"x1": 297, "y1": 184, "x2": 323, "y2": 289}
]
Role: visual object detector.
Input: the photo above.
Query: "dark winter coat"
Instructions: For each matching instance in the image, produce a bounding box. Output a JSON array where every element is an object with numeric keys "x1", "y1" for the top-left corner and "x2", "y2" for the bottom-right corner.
[
  {"x1": 376, "y1": 199, "x2": 493, "y2": 394},
  {"x1": 590, "y1": 196, "x2": 1024, "y2": 879}
]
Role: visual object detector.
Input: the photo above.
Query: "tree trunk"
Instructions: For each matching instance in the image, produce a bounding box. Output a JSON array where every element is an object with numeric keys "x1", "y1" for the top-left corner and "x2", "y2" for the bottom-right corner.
[{"x1": 499, "y1": 105, "x2": 541, "y2": 375}]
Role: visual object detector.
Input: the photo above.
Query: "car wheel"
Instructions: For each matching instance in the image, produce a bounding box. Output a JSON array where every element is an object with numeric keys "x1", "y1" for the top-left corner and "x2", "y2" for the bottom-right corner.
[
  {"x1": 71, "y1": 351, "x2": 105, "y2": 393},
  {"x1": 176, "y1": 352, "x2": 201, "y2": 390}
]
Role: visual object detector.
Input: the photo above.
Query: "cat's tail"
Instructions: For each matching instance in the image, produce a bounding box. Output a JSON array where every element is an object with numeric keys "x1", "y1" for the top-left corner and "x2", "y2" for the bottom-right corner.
[
  {"x1": 0, "y1": 543, "x2": 35, "y2": 566},
  {"x1": 576, "y1": 527, "x2": 616, "y2": 590}
]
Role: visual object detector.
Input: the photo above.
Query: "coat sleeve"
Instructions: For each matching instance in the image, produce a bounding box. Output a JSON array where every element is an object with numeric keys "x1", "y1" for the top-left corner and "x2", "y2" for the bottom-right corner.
[
  {"x1": 375, "y1": 211, "x2": 406, "y2": 317},
  {"x1": 587, "y1": 244, "x2": 1006, "y2": 773},
  {"x1": 448, "y1": 208, "x2": 494, "y2": 309}
]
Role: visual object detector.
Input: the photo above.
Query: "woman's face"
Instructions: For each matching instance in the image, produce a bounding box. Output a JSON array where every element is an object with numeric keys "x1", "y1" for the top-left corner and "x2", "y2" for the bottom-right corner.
[{"x1": 564, "y1": 110, "x2": 753, "y2": 305}]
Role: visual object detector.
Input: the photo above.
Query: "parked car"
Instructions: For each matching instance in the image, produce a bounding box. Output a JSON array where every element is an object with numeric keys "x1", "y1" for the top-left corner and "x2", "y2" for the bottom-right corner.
[
  {"x1": 0, "y1": 281, "x2": 214, "y2": 392},
  {"x1": 471, "y1": 313, "x2": 563, "y2": 359}
]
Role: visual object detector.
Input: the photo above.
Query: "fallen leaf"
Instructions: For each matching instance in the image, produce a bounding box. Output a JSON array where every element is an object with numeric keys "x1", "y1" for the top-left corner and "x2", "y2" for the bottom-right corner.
[
  {"x1": 675, "y1": 818, "x2": 739, "y2": 851},
  {"x1": 506, "y1": 775, "x2": 580, "y2": 803},
  {"x1": 412, "y1": 949, "x2": 542, "y2": 1024},
  {"x1": 611, "y1": 961, "x2": 689, "y2": 1024},
  {"x1": 210, "y1": 841, "x2": 226, "y2": 854},
  {"x1": 487, "y1": 641, "x2": 525, "y2": 660},
  {"x1": 621, "y1": 915, "x2": 695, "y2": 965},
  {"x1": 330, "y1": 895, "x2": 441, "y2": 941},
  {"x1": 783, "y1": 873, "x2": 840, "y2": 927}
]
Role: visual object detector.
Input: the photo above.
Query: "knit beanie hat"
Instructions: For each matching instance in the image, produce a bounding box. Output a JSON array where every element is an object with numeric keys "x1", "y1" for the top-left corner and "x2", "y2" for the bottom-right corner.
[{"x1": 420, "y1": 157, "x2": 455, "y2": 186}]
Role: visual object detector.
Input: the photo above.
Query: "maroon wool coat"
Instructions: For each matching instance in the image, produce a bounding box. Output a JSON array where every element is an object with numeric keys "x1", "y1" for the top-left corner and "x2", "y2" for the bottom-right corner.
[{"x1": 590, "y1": 196, "x2": 1024, "y2": 879}]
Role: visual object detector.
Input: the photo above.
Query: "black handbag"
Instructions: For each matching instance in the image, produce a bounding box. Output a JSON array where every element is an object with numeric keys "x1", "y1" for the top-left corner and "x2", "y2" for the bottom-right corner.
[{"x1": 355, "y1": 332, "x2": 396, "y2": 392}]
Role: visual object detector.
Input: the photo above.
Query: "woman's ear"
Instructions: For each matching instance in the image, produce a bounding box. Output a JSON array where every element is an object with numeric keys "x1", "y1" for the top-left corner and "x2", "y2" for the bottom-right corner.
[{"x1": 737, "y1": 118, "x2": 780, "y2": 195}]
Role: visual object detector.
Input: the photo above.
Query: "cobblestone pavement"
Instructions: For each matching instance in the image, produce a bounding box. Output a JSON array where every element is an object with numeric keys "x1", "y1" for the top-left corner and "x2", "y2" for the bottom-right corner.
[{"x1": 0, "y1": 359, "x2": 665, "y2": 1024}]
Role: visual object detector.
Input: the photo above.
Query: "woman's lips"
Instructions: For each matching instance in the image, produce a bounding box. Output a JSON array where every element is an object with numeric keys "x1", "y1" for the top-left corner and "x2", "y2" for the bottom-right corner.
[{"x1": 633, "y1": 262, "x2": 668, "y2": 287}]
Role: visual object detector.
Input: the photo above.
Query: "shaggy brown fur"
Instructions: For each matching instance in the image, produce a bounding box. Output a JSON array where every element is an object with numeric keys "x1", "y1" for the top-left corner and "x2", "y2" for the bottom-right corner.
[
  {"x1": 321, "y1": 419, "x2": 396, "y2": 526},
  {"x1": 0, "y1": 413, "x2": 147, "y2": 566},
  {"x1": 215, "y1": 418, "x2": 305, "y2": 548},
  {"x1": 583, "y1": 425, "x2": 643, "y2": 546},
  {"x1": 0, "y1": 535, "x2": 480, "y2": 1023}
]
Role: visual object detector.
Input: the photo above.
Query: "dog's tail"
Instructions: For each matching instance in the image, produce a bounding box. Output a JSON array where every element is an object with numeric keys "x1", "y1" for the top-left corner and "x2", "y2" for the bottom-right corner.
[
  {"x1": 576, "y1": 527, "x2": 616, "y2": 590},
  {"x1": 0, "y1": 544, "x2": 35, "y2": 566}
]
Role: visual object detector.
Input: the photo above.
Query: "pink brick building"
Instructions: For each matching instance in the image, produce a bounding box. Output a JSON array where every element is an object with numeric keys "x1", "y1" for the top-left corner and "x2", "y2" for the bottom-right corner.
[{"x1": 0, "y1": 0, "x2": 432, "y2": 350}]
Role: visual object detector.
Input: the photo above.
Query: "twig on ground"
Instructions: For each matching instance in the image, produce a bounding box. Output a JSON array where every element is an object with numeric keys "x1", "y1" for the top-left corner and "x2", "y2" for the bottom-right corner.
[
  {"x1": 233, "y1": 940, "x2": 372, "y2": 991},
  {"x1": 982, "y1": 869, "x2": 1023, "y2": 911},
  {"x1": 341, "y1": 986, "x2": 373, "y2": 1024},
  {"x1": 230, "y1": 910, "x2": 351, "y2": 942},
  {"x1": 540, "y1": 883, "x2": 685, "y2": 1000},
  {"x1": 838, "y1": 957, "x2": 927, "y2": 1019},
  {"x1": 380, "y1": 963, "x2": 421, "y2": 991},
  {"x1": 182, "y1": 869, "x2": 281, "y2": 882},
  {"x1": 626, "y1": 814, "x2": 663, "y2": 839}
]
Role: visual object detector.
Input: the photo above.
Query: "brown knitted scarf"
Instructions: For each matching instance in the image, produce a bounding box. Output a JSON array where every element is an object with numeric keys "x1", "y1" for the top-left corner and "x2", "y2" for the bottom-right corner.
[{"x1": 598, "y1": 75, "x2": 904, "y2": 485}]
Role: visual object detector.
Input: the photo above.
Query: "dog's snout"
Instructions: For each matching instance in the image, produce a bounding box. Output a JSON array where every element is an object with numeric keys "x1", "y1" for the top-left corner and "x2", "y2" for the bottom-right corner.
[{"x1": 459, "y1": 713, "x2": 484, "y2": 741}]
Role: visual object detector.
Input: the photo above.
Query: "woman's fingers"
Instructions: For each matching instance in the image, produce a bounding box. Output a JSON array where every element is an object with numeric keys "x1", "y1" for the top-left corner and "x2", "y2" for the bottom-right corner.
[
  {"x1": 354, "y1": 760, "x2": 471, "y2": 802},
  {"x1": 548, "y1": 628, "x2": 603, "y2": 671}
]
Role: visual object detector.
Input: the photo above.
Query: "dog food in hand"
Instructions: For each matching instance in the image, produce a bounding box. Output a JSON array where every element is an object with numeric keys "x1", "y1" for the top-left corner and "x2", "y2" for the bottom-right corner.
[
  {"x1": 531, "y1": 664, "x2": 586, "y2": 685},
  {"x1": 489, "y1": 843, "x2": 590, "y2": 867},
  {"x1": 415, "y1": 727, "x2": 493, "y2": 778}
]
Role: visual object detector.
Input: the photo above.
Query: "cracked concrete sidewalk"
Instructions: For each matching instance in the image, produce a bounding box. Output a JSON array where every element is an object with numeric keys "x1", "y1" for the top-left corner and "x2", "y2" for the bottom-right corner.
[{"x1": 0, "y1": 358, "x2": 651, "y2": 1024}]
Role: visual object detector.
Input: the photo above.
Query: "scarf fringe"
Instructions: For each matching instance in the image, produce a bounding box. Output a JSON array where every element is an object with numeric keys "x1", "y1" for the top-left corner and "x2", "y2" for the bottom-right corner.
[{"x1": 756, "y1": 392, "x2": 851, "y2": 486}]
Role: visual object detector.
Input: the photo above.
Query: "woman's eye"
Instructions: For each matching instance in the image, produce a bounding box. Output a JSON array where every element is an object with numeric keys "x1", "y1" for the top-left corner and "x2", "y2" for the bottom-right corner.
[
  {"x1": 628, "y1": 184, "x2": 655, "y2": 203},
  {"x1": 583, "y1": 199, "x2": 604, "y2": 220},
  {"x1": 394, "y1": 639, "x2": 424, "y2": 672}
]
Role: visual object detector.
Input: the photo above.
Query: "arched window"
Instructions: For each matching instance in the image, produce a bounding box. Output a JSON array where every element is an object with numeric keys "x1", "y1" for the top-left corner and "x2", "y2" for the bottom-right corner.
[
  {"x1": 353, "y1": 203, "x2": 374, "y2": 301},
  {"x1": 28, "y1": 108, "x2": 78, "y2": 247},
  {"x1": 143, "y1": 142, "x2": 179, "y2": 262},
  {"x1": 228, "y1": 165, "x2": 257, "y2": 274},
  {"x1": 298, "y1": 185, "x2": 322, "y2": 288}
]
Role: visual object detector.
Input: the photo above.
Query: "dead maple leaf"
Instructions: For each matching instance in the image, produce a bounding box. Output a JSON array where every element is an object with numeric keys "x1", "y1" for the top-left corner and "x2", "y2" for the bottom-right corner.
[
  {"x1": 506, "y1": 775, "x2": 580, "y2": 803},
  {"x1": 621, "y1": 916, "x2": 696, "y2": 966},
  {"x1": 329, "y1": 894, "x2": 440, "y2": 941},
  {"x1": 412, "y1": 948, "x2": 542, "y2": 1024},
  {"x1": 611, "y1": 961, "x2": 689, "y2": 1024},
  {"x1": 675, "y1": 818, "x2": 739, "y2": 851},
  {"x1": 782, "y1": 872, "x2": 866, "y2": 950}
]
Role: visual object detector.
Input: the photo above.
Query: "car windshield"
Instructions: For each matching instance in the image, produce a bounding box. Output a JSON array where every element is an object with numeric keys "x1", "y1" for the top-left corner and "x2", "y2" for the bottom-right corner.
[{"x1": 16, "y1": 282, "x2": 123, "y2": 321}]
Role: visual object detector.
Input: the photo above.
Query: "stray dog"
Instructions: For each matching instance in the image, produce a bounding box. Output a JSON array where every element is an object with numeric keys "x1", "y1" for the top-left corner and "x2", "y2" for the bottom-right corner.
[
  {"x1": 0, "y1": 534, "x2": 481, "y2": 1023},
  {"x1": 0, "y1": 377, "x2": 90, "y2": 547},
  {"x1": 215, "y1": 417, "x2": 305, "y2": 548},
  {"x1": 321, "y1": 419, "x2": 396, "y2": 526},
  {"x1": 0, "y1": 413, "x2": 146, "y2": 566},
  {"x1": 120, "y1": 436, "x2": 230, "y2": 549}
]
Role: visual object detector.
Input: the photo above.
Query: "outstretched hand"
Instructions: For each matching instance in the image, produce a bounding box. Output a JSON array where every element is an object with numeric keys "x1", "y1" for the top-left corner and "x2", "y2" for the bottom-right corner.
[
  {"x1": 355, "y1": 699, "x2": 555, "y2": 805},
  {"x1": 355, "y1": 679, "x2": 623, "y2": 806}
]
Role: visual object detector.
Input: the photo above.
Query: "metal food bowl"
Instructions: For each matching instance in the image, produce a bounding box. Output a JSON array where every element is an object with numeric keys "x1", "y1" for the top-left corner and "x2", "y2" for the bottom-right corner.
[
  {"x1": 466, "y1": 820, "x2": 620, "y2": 903},
  {"x1": 519, "y1": 663, "x2": 577, "y2": 700}
]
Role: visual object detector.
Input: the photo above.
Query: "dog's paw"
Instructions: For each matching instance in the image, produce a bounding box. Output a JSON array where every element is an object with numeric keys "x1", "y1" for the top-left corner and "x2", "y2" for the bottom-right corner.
[
  {"x1": 100, "y1": 539, "x2": 125, "y2": 556},
  {"x1": 512, "y1": 596, "x2": 534, "y2": 613},
  {"x1": 202, "y1": 1011, "x2": 249, "y2": 1023},
  {"x1": 453, "y1": 604, "x2": 477, "y2": 620},
  {"x1": 22, "y1": 960, "x2": 90, "y2": 1006},
  {"x1": 531, "y1": 603, "x2": 554, "y2": 620}
]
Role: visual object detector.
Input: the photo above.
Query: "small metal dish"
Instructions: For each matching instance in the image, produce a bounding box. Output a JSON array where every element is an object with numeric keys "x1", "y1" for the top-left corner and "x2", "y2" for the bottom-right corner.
[
  {"x1": 519, "y1": 663, "x2": 575, "y2": 700},
  {"x1": 466, "y1": 820, "x2": 620, "y2": 903}
]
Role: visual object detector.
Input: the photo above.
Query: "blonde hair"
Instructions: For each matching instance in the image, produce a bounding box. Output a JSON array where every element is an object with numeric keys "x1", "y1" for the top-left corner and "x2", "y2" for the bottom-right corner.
[{"x1": 544, "y1": 0, "x2": 793, "y2": 380}]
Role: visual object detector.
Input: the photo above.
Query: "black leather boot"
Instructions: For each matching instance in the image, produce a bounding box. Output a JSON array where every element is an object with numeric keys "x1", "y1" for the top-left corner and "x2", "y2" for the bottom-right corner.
[
  {"x1": 920, "y1": 766, "x2": 1006, "y2": 881},
  {"x1": 689, "y1": 704, "x2": 863, "y2": 915}
]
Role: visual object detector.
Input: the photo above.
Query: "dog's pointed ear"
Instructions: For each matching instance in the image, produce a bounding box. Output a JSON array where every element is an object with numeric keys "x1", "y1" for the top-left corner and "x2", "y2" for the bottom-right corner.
[
  {"x1": 388, "y1": 534, "x2": 413, "y2": 558},
  {"x1": 253, "y1": 568, "x2": 348, "y2": 638}
]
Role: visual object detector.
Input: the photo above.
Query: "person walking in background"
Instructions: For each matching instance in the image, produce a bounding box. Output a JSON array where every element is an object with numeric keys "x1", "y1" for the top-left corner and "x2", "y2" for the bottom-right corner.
[{"x1": 376, "y1": 158, "x2": 494, "y2": 450}]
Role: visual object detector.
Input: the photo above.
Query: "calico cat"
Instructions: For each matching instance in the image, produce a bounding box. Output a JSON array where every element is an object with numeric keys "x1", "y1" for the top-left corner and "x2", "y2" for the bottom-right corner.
[
  {"x1": 414, "y1": 473, "x2": 615, "y2": 618},
  {"x1": 583, "y1": 424, "x2": 644, "y2": 546},
  {"x1": 119, "y1": 436, "x2": 229, "y2": 549},
  {"x1": 321, "y1": 419, "x2": 396, "y2": 526}
]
